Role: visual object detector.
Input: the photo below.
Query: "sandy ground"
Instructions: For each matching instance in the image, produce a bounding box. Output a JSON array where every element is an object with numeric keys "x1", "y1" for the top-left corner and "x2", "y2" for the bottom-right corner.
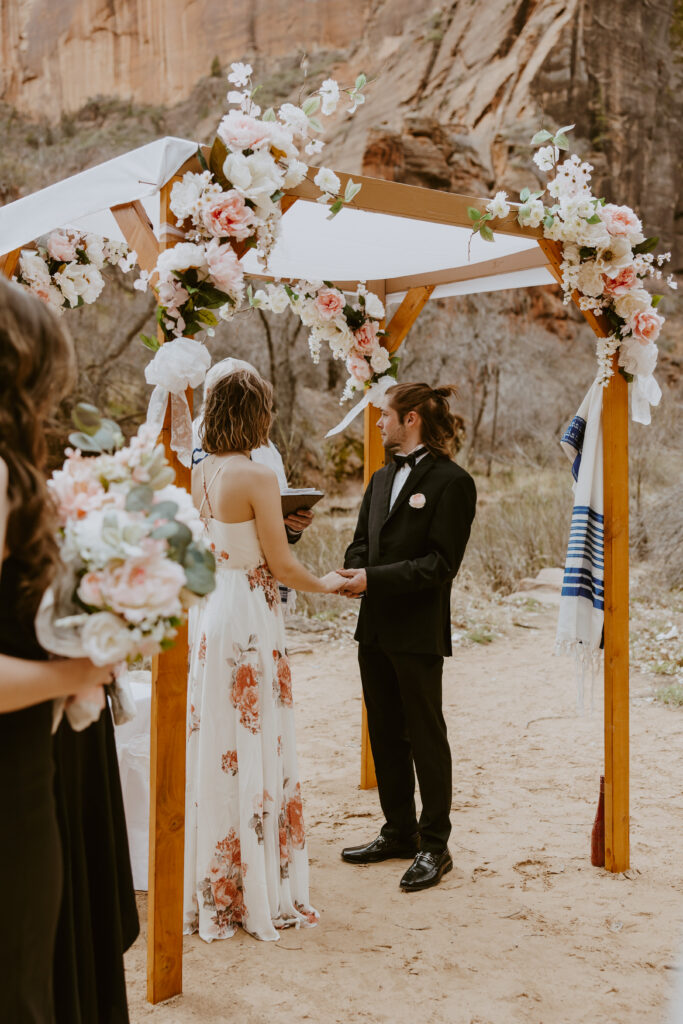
[{"x1": 125, "y1": 602, "x2": 683, "y2": 1024}]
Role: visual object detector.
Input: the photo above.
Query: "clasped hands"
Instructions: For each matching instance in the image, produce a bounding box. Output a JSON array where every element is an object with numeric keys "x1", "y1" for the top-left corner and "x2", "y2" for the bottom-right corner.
[{"x1": 334, "y1": 568, "x2": 367, "y2": 597}]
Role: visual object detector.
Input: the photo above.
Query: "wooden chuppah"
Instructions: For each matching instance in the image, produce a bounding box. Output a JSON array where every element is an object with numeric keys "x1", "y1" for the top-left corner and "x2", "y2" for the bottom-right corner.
[{"x1": 1, "y1": 157, "x2": 631, "y2": 1003}]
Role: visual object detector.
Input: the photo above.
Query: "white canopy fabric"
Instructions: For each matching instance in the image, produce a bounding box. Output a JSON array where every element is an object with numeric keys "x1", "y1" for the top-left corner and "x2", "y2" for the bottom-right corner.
[{"x1": 0, "y1": 135, "x2": 554, "y2": 298}]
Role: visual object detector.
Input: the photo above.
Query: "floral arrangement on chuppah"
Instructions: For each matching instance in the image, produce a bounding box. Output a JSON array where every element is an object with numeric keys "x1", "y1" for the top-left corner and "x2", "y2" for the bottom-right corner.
[
  {"x1": 135, "y1": 62, "x2": 389, "y2": 404},
  {"x1": 15, "y1": 230, "x2": 135, "y2": 312},
  {"x1": 35, "y1": 405, "x2": 216, "y2": 729},
  {"x1": 469, "y1": 125, "x2": 675, "y2": 424}
]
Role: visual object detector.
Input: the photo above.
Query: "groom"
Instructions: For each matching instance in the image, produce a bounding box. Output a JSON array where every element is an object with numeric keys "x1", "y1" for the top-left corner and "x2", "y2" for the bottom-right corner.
[{"x1": 338, "y1": 382, "x2": 476, "y2": 892}]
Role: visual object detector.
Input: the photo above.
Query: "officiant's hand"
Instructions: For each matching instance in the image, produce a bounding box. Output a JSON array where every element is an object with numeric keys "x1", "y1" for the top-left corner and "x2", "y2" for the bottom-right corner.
[
  {"x1": 284, "y1": 508, "x2": 314, "y2": 533},
  {"x1": 336, "y1": 568, "x2": 367, "y2": 596}
]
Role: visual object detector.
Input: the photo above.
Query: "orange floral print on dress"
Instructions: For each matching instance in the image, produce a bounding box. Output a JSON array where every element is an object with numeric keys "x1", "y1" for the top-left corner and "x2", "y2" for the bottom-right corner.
[
  {"x1": 286, "y1": 783, "x2": 306, "y2": 850},
  {"x1": 221, "y1": 750, "x2": 238, "y2": 775},
  {"x1": 198, "y1": 633, "x2": 207, "y2": 662},
  {"x1": 247, "y1": 563, "x2": 280, "y2": 611},
  {"x1": 272, "y1": 649, "x2": 293, "y2": 707},
  {"x1": 230, "y1": 661, "x2": 260, "y2": 734}
]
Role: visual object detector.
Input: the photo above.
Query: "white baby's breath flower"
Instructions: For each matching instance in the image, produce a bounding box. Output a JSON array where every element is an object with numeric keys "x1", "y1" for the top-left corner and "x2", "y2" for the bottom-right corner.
[
  {"x1": 282, "y1": 159, "x2": 308, "y2": 188},
  {"x1": 227, "y1": 62, "x2": 252, "y2": 87},
  {"x1": 518, "y1": 198, "x2": 545, "y2": 228},
  {"x1": 486, "y1": 191, "x2": 510, "y2": 219},
  {"x1": 305, "y1": 139, "x2": 324, "y2": 156},
  {"x1": 319, "y1": 79, "x2": 340, "y2": 116},
  {"x1": 314, "y1": 167, "x2": 341, "y2": 196},
  {"x1": 667, "y1": 274, "x2": 678, "y2": 290},
  {"x1": 533, "y1": 145, "x2": 559, "y2": 172},
  {"x1": 133, "y1": 270, "x2": 150, "y2": 292}
]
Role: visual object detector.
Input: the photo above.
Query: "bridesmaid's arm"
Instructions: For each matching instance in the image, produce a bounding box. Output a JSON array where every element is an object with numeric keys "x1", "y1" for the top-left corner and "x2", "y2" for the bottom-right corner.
[{"x1": 0, "y1": 457, "x2": 114, "y2": 713}]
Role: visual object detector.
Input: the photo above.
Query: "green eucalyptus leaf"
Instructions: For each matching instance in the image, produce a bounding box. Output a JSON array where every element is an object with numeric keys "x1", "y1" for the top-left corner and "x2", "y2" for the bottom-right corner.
[
  {"x1": 556, "y1": 123, "x2": 575, "y2": 136},
  {"x1": 543, "y1": 213, "x2": 555, "y2": 228},
  {"x1": 184, "y1": 562, "x2": 216, "y2": 595},
  {"x1": 585, "y1": 213, "x2": 602, "y2": 224},
  {"x1": 519, "y1": 187, "x2": 531, "y2": 203},
  {"x1": 308, "y1": 116, "x2": 324, "y2": 133},
  {"x1": 302, "y1": 95, "x2": 320, "y2": 116},
  {"x1": 517, "y1": 204, "x2": 531, "y2": 220},
  {"x1": 150, "y1": 500, "x2": 179, "y2": 520},
  {"x1": 68, "y1": 431, "x2": 103, "y2": 453},
  {"x1": 125, "y1": 485, "x2": 154, "y2": 512},
  {"x1": 554, "y1": 133, "x2": 570, "y2": 150},
  {"x1": 344, "y1": 180, "x2": 362, "y2": 202},
  {"x1": 326, "y1": 199, "x2": 344, "y2": 219},
  {"x1": 151, "y1": 520, "x2": 193, "y2": 560},
  {"x1": 467, "y1": 206, "x2": 482, "y2": 221},
  {"x1": 480, "y1": 223, "x2": 494, "y2": 242},
  {"x1": 270, "y1": 189, "x2": 285, "y2": 203},
  {"x1": 71, "y1": 402, "x2": 102, "y2": 435},
  {"x1": 149, "y1": 466, "x2": 176, "y2": 490},
  {"x1": 262, "y1": 107, "x2": 276, "y2": 122},
  {"x1": 531, "y1": 129, "x2": 553, "y2": 145}
]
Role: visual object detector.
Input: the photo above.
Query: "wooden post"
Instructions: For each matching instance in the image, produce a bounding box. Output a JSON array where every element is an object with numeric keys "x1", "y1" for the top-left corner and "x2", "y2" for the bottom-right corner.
[
  {"x1": 0, "y1": 248, "x2": 21, "y2": 280},
  {"x1": 539, "y1": 238, "x2": 630, "y2": 872},
  {"x1": 358, "y1": 284, "x2": 435, "y2": 790}
]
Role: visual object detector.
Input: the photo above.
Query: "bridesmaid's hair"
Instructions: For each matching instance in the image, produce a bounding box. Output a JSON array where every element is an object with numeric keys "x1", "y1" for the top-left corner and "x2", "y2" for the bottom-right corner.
[
  {"x1": 386, "y1": 382, "x2": 465, "y2": 458},
  {"x1": 0, "y1": 277, "x2": 76, "y2": 614},
  {"x1": 201, "y1": 369, "x2": 273, "y2": 454}
]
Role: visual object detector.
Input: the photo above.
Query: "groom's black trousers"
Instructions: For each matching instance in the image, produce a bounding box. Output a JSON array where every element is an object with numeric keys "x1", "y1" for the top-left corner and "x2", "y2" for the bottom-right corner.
[{"x1": 357, "y1": 643, "x2": 452, "y2": 853}]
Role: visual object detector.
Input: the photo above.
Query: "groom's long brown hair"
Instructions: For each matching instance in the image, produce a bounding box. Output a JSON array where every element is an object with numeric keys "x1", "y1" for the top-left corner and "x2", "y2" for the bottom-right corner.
[{"x1": 386, "y1": 382, "x2": 465, "y2": 458}]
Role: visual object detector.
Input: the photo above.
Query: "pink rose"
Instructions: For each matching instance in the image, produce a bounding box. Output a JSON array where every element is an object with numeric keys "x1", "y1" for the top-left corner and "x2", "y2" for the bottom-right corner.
[
  {"x1": 47, "y1": 232, "x2": 77, "y2": 263},
  {"x1": 217, "y1": 111, "x2": 271, "y2": 152},
  {"x1": 599, "y1": 204, "x2": 643, "y2": 241},
  {"x1": 409, "y1": 493, "x2": 426, "y2": 509},
  {"x1": 97, "y1": 540, "x2": 186, "y2": 624},
  {"x1": 630, "y1": 308, "x2": 664, "y2": 346},
  {"x1": 78, "y1": 571, "x2": 105, "y2": 607},
  {"x1": 346, "y1": 352, "x2": 372, "y2": 383},
  {"x1": 353, "y1": 321, "x2": 379, "y2": 353},
  {"x1": 205, "y1": 240, "x2": 244, "y2": 296},
  {"x1": 602, "y1": 266, "x2": 638, "y2": 297},
  {"x1": 48, "y1": 453, "x2": 107, "y2": 522},
  {"x1": 202, "y1": 191, "x2": 255, "y2": 242},
  {"x1": 314, "y1": 288, "x2": 344, "y2": 320}
]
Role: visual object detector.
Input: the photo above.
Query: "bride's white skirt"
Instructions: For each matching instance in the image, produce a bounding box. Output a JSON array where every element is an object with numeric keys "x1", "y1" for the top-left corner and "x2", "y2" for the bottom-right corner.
[{"x1": 183, "y1": 561, "x2": 318, "y2": 942}]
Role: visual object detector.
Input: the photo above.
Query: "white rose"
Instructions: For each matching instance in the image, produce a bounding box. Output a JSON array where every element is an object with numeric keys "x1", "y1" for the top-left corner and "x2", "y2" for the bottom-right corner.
[
  {"x1": 156, "y1": 243, "x2": 206, "y2": 274},
  {"x1": 364, "y1": 292, "x2": 385, "y2": 319},
  {"x1": 618, "y1": 337, "x2": 658, "y2": 378},
  {"x1": 170, "y1": 171, "x2": 211, "y2": 221},
  {"x1": 223, "y1": 151, "x2": 251, "y2": 190},
  {"x1": 238, "y1": 151, "x2": 285, "y2": 201},
  {"x1": 320, "y1": 79, "x2": 340, "y2": 116},
  {"x1": 486, "y1": 190, "x2": 510, "y2": 219},
  {"x1": 314, "y1": 167, "x2": 341, "y2": 196},
  {"x1": 81, "y1": 611, "x2": 134, "y2": 666},
  {"x1": 613, "y1": 288, "x2": 651, "y2": 320},
  {"x1": 370, "y1": 346, "x2": 391, "y2": 373},
  {"x1": 283, "y1": 159, "x2": 308, "y2": 188}
]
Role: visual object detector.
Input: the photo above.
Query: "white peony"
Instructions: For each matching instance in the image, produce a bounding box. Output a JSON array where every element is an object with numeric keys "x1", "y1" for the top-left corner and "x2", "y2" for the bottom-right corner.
[
  {"x1": 364, "y1": 292, "x2": 385, "y2": 319},
  {"x1": 170, "y1": 171, "x2": 213, "y2": 221},
  {"x1": 55, "y1": 263, "x2": 105, "y2": 306},
  {"x1": 486, "y1": 191, "x2": 510, "y2": 219},
  {"x1": 156, "y1": 243, "x2": 206, "y2": 274},
  {"x1": 81, "y1": 612, "x2": 134, "y2": 666},
  {"x1": 314, "y1": 167, "x2": 341, "y2": 196},
  {"x1": 533, "y1": 145, "x2": 559, "y2": 172},
  {"x1": 84, "y1": 234, "x2": 106, "y2": 268},
  {"x1": 19, "y1": 250, "x2": 51, "y2": 287},
  {"x1": 577, "y1": 261, "x2": 605, "y2": 298},
  {"x1": 223, "y1": 150, "x2": 285, "y2": 201},
  {"x1": 613, "y1": 288, "x2": 652, "y2": 321},
  {"x1": 319, "y1": 79, "x2": 340, "y2": 116}
]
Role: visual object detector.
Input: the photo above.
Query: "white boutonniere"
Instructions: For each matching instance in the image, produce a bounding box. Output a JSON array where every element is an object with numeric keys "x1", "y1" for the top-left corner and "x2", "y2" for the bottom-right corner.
[{"x1": 409, "y1": 493, "x2": 426, "y2": 509}]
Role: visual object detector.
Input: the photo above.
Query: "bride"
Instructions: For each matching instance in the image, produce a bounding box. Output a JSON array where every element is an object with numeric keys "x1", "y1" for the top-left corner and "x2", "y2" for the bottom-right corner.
[{"x1": 184, "y1": 367, "x2": 344, "y2": 942}]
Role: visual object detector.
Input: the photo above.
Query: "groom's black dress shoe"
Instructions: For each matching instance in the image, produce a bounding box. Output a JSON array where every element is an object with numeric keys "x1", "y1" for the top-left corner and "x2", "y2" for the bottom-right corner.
[
  {"x1": 341, "y1": 833, "x2": 419, "y2": 864},
  {"x1": 399, "y1": 849, "x2": 453, "y2": 891}
]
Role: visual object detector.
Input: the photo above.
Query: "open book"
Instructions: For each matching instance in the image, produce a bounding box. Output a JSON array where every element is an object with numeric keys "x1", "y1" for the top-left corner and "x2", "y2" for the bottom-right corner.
[{"x1": 281, "y1": 488, "x2": 324, "y2": 518}]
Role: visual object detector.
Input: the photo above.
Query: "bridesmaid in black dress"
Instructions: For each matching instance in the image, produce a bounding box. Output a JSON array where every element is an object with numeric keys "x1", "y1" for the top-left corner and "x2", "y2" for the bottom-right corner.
[{"x1": 0, "y1": 278, "x2": 138, "y2": 1023}]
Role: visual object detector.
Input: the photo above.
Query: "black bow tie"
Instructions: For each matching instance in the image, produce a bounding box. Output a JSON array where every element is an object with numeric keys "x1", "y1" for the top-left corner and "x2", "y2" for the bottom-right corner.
[{"x1": 393, "y1": 448, "x2": 425, "y2": 470}]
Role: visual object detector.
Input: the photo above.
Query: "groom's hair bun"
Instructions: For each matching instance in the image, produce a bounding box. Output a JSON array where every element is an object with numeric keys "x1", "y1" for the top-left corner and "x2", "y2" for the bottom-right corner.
[
  {"x1": 201, "y1": 368, "x2": 273, "y2": 454},
  {"x1": 386, "y1": 382, "x2": 465, "y2": 457}
]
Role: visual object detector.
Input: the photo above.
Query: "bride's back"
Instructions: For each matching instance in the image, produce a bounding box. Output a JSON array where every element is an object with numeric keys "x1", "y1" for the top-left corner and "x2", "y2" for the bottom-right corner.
[{"x1": 192, "y1": 453, "x2": 271, "y2": 524}]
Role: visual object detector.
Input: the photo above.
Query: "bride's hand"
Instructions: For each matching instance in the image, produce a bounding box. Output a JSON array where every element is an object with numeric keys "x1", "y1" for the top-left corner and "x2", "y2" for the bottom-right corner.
[{"x1": 319, "y1": 571, "x2": 347, "y2": 594}]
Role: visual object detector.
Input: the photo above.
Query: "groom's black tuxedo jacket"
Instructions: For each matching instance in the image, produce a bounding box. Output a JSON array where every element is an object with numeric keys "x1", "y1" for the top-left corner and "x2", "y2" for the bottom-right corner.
[{"x1": 344, "y1": 453, "x2": 476, "y2": 656}]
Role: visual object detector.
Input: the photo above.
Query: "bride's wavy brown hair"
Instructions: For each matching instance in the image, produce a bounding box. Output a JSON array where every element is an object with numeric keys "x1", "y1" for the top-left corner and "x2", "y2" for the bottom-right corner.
[{"x1": 0, "y1": 278, "x2": 76, "y2": 614}]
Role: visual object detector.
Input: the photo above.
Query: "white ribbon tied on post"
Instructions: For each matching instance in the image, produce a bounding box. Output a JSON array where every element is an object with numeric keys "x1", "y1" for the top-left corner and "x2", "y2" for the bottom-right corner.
[
  {"x1": 144, "y1": 337, "x2": 212, "y2": 466},
  {"x1": 325, "y1": 375, "x2": 397, "y2": 438}
]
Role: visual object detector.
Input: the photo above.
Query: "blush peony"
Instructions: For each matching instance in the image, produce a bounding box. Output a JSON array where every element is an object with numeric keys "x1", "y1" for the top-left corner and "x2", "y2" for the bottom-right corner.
[
  {"x1": 217, "y1": 110, "x2": 271, "y2": 151},
  {"x1": 353, "y1": 321, "x2": 380, "y2": 352},
  {"x1": 600, "y1": 203, "x2": 644, "y2": 243},
  {"x1": 47, "y1": 232, "x2": 78, "y2": 263},
  {"x1": 202, "y1": 191, "x2": 255, "y2": 241},
  {"x1": 602, "y1": 266, "x2": 638, "y2": 296},
  {"x1": 346, "y1": 352, "x2": 372, "y2": 383},
  {"x1": 95, "y1": 541, "x2": 186, "y2": 624},
  {"x1": 205, "y1": 240, "x2": 244, "y2": 296},
  {"x1": 630, "y1": 308, "x2": 664, "y2": 346}
]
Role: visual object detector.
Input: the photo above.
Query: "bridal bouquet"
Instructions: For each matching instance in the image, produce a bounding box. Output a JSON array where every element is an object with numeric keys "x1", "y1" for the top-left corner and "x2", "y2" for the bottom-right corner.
[{"x1": 36, "y1": 406, "x2": 216, "y2": 729}]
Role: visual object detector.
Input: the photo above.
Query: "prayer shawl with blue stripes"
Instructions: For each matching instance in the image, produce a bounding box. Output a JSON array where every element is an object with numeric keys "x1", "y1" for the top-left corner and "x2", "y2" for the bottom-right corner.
[{"x1": 556, "y1": 381, "x2": 604, "y2": 706}]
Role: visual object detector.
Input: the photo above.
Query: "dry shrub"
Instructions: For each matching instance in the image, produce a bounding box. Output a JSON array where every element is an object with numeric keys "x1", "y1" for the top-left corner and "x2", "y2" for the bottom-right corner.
[
  {"x1": 645, "y1": 481, "x2": 683, "y2": 591},
  {"x1": 462, "y1": 472, "x2": 572, "y2": 594}
]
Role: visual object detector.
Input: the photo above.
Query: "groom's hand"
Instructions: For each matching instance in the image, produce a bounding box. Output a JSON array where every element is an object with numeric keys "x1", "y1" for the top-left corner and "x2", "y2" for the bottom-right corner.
[{"x1": 337, "y1": 568, "x2": 367, "y2": 596}]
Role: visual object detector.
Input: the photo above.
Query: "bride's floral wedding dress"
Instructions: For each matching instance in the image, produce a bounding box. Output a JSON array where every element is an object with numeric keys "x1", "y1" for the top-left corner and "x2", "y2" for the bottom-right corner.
[{"x1": 183, "y1": 463, "x2": 318, "y2": 942}]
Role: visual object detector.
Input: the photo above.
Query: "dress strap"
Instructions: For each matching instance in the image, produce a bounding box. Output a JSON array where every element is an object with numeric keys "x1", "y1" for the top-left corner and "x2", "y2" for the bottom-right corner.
[{"x1": 198, "y1": 460, "x2": 224, "y2": 520}]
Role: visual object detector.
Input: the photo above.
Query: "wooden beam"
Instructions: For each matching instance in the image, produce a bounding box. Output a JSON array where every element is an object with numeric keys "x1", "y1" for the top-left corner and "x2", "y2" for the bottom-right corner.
[
  {"x1": 111, "y1": 201, "x2": 160, "y2": 275},
  {"x1": 541, "y1": 237, "x2": 630, "y2": 873},
  {"x1": 383, "y1": 245, "x2": 550, "y2": 294},
  {"x1": 1, "y1": 248, "x2": 22, "y2": 279},
  {"x1": 384, "y1": 285, "x2": 435, "y2": 354},
  {"x1": 146, "y1": 177, "x2": 190, "y2": 1006}
]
